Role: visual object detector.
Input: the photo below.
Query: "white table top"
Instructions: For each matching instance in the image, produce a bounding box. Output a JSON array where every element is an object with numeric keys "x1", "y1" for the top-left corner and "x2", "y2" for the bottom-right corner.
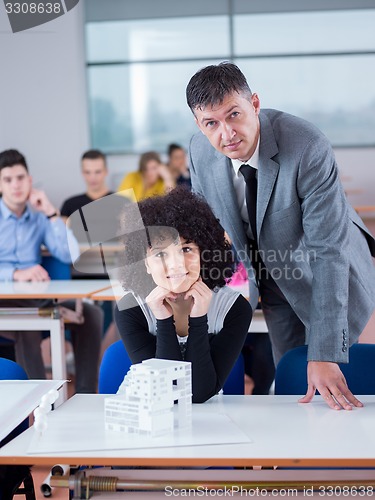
[
  {"x1": 0, "y1": 279, "x2": 111, "y2": 299},
  {"x1": 90, "y1": 282, "x2": 124, "y2": 301},
  {"x1": 0, "y1": 380, "x2": 66, "y2": 443},
  {"x1": 1, "y1": 394, "x2": 374, "y2": 468}
]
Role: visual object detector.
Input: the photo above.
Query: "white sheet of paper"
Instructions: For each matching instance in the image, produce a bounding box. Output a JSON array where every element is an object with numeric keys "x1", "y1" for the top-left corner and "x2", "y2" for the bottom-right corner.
[
  {"x1": 27, "y1": 407, "x2": 252, "y2": 454},
  {"x1": 0, "y1": 380, "x2": 67, "y2": 443}
]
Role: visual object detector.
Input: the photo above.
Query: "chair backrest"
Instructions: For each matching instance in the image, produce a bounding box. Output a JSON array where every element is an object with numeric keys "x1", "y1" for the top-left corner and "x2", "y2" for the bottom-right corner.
[
  {"x1": 98, "y1": 340, "x2": 132, "y2": 394},
  {"x1": 99, "y1": 340, "x2": 245, "y2": 395},
  {"x1": 41, "y1": 255, "x2": 71, "y2": 280},
  {"x1": 0, "y1": 358, "x2": 29, "y2": 444},
  {"x1": 223, "y1": 354, "x2": 245, "y2": 395},
  {"x1": 0, "y1": 357, "x2": 28, "y2": 381},
  {"x1": 275, "y1": 344, "x2": 375, "y2": 395}
]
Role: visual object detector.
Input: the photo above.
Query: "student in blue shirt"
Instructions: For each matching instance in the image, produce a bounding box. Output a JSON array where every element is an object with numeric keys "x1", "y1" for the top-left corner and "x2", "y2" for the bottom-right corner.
[{"x1": 0, "y1": 149, "x2": 102, "y2": 393}]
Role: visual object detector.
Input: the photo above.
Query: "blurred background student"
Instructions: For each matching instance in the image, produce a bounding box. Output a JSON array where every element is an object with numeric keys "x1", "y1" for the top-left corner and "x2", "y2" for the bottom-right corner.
[
  {"x1": 117, "y1": 151, "x2": 175, "y2": 201},
  {"x1": 167, "y1": 143, "x2": 191, "y2": 189},
  {"x1": 60, "y1": 149, "x2": 113, "y2": 219},
  {"x1": 60, "y1": 149, "x2": 119, "y2": 361}
]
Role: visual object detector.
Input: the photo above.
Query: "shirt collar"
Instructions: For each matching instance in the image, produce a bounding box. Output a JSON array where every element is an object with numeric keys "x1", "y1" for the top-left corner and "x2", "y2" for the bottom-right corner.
[
  {"x1": 0, "y1": 199, "x2": 31, "y2": 220},
  {"x1": 231, "y1": 137, "x2": 260, "y2": 177}
]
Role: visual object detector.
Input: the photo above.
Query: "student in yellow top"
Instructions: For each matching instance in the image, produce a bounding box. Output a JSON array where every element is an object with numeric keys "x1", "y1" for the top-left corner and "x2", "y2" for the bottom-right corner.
[{"x1": 118, "y1": 151, "x2": 175, "y2": 201}]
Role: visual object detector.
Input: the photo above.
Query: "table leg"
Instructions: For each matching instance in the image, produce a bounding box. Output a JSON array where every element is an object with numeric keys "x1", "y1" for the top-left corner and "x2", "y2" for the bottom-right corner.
[{"x1": 49, "y1": 316, "x2": 68, "y2": 405}]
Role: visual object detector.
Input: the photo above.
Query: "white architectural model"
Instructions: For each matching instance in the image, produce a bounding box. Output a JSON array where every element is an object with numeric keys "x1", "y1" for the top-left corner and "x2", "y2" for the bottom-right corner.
[{"x1": 104, "y1": 359, "x2": 192, "y2": 437}]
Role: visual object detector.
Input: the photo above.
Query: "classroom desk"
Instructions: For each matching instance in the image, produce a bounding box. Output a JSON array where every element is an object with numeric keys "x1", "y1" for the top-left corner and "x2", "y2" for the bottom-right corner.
[
  {"x1": 0, "y1": 280, "x2": 110, "y2": 401},
  {"x1": 1, "y1": 394, "x2": 374, "y2": 471},
  {"x1": 0, "y1": 279, "x2": 110, "y2": 300},
  {"x1": 354, "y1": 205, "x2": 375, "y2": 214}
]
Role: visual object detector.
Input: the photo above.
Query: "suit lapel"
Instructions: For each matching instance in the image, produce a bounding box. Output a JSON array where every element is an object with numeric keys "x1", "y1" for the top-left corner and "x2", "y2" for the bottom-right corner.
[
  {"x1": 212, "y1": 152, "x2": 248, "y2": 251},
  {"x1": 257, "y1": 113, "x2": 280, "y2": 237},
  {"x1": 212, "y1": 152, "x2": 260, "y2": 311}
]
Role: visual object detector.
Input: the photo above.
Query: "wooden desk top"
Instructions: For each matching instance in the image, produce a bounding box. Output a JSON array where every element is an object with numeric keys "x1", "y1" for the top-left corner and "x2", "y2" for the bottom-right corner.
[
  {"x1": 90, "y1": 282, "x2": 124, "y2": 301},
  {"x1": 0, "y1": 279, "x2": 111, "y2": 299},
  {"x1": 1, "y1": 394, "x2": 374, "y2": 468},
  {"x1": 354, "y1": 205, "x2": 375, "y2": 213}
]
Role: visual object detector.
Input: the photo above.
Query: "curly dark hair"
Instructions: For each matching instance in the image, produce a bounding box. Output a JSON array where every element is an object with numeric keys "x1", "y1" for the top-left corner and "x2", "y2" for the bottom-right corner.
[{"x1": 119, "y1": 187, "x2": 235, "y2": 297}]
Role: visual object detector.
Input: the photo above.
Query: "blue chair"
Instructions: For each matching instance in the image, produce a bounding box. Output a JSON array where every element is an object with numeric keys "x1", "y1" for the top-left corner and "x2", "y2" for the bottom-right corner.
[
  {"x1": 41, "y1": 255, "x2": 71, "y2": 280},
  {"x1": 0, "y1": 358, "x2": 36, "y2": 500},
  {"x1": 0, "y1": 358, "x2": 29, "y2": 442},
  {"x1": 0, "y1": 357, "x2": 28, "y2": 381},
  {"x1": 275, "y1": 344, "x2": 375, "y2": 395},
  {"x1": 99, "y1": 340, "x2": 245, "y2": 395},
  {"x1": 223, "y1": 354, "x2": 244, "y2": 395},
  {"x1": 99, "y1": 340, "x2": 132, "y2": 394}
]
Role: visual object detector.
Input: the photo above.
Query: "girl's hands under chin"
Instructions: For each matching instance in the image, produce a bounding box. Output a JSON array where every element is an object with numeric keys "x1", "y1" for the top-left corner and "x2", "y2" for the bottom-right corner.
[
  {"x1": 184, "y1": 278, "x2": 213, "y2": 318},
  {"x1": 145, "y1": 286, "x2": 177, "y2": 320}
]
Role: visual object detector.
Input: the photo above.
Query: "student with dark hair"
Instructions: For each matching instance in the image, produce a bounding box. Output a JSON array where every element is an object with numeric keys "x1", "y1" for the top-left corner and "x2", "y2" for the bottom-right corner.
[
  {"x1": 117, "y1": 151, "x2": 175, "y2": 201},
  {"x1": 186, "y1": 62, "x2": 375, "y2": 410},
  {"x1": 115, "y1": 187, "x2": 252, "y2": 403},
  {"x1": 0, "y1": 149, "x2": 28, "y2": 171},
  {"x1": 167, "y1": 143, "x2": 191, "y2": 189},
  {"x1": 0, "y1": 149, "x2": 102, "y2": 393},
  {"x1": 60, "y1": 149, "x2": 113, "y2": 218},
  {"x1": 60, "y1": 149, "x2": 122, "y2": 357}
]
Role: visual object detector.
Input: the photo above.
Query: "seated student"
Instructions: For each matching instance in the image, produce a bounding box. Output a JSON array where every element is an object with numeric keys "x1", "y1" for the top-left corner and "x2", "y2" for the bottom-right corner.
[
  {"x1": 115, "y1": 187, "x2": 252, "y2": 403},
  {"x1": 167, "y1": 143, "x2": 191, "y2": 189},
  {"x1": 60, "y1": 148, "x2": 119, "y2": 356},
  {"x1": 60, "y1": 149, "x2": 113, "y2": 219},
  {"x1": 0, "y1": 149, "x2": 102, "y2": 393},
  {"x1": 117, "y1": 151, "x2": 175, "y2": 201}
]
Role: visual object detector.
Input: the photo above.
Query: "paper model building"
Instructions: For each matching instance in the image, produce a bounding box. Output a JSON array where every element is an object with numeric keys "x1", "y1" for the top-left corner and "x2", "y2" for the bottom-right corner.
[{"x1": 104, "y1": 358, "x2": 192, "y2": 437}]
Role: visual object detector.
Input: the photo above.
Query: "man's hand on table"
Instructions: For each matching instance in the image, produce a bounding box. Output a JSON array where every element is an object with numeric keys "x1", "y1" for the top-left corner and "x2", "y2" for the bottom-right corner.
[
  {"x1": 13, "y1": 265, "x2": 50, "y2": 282},
  {"x1": 298, "y1": 361, "x2": 363, "y2": 410}
]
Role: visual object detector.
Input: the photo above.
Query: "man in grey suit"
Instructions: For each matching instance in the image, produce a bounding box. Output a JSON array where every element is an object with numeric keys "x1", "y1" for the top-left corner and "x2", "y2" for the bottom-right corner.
[{"x1": 186, "y1": 62, "x2": 375, "y2": 410}]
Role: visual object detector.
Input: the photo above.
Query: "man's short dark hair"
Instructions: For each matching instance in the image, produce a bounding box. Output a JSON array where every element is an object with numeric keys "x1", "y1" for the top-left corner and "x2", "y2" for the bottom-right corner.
[
  {"x1": 81, "y1": 149, "x2": 107, "y2": 165},
  {"x1": 0, "y1": 149, "x2": 28, "y2": 173},
  {"x1": 167, "y1": 143, "x2": 184, "y2": 157},
  {"x1": 186, "y1": 61, "x2": 252, "y2": 113}
]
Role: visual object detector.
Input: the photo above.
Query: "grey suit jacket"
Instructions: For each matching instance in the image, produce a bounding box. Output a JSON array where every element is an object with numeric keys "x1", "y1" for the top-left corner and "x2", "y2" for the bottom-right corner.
[{"x1": 189, "y1": 109, "x2": 375, "y2": 363}]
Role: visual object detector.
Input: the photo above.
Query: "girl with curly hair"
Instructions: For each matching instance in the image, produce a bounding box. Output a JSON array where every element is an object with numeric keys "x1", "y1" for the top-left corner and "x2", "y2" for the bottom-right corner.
[{"x1": 115, "y1": 187, "x2": 252, "y2": 403}]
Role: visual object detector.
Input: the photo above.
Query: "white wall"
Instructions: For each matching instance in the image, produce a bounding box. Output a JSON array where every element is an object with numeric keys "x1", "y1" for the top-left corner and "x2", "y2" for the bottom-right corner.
[{"x1": 0, "y1": 1, "x2": 89, "y2": 209}]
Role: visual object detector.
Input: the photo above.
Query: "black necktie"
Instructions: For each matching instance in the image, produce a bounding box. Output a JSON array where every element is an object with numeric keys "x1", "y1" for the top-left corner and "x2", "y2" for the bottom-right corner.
[{"x1": 239, "y1": 164, "x2": 257, "y2": 242}]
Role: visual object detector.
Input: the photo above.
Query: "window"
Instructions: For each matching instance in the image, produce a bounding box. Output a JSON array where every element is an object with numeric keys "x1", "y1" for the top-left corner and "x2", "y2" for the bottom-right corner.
[
  {"x1": 86, "y1": 17, "x2": 230, "y2": 62},
  {"x1": 237, "y1": 55, "x2": 375, "y2": 146},
  {"x1": 85, "y1": 6, "x2": 375, "y2": 153},
  {"x1": 87, "y1": 60, "x2": 222, "y2": 153}
]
